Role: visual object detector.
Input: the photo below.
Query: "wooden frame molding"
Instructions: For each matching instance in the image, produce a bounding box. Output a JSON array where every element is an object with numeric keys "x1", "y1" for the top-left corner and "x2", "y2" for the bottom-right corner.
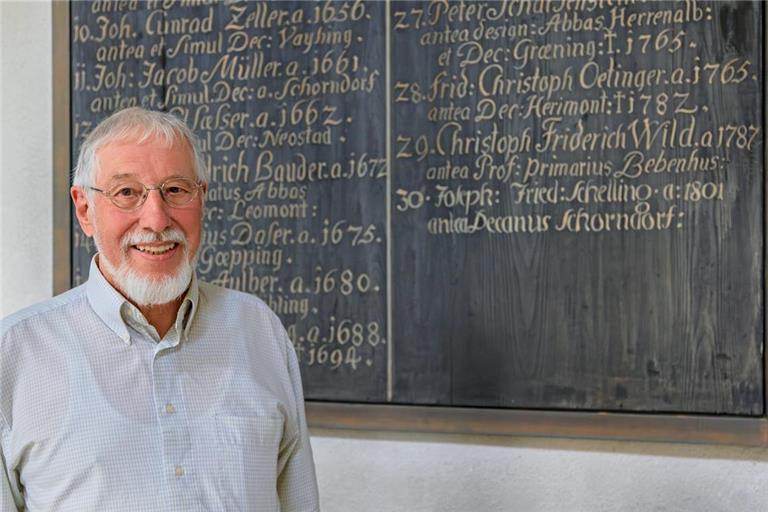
[
  {"x1": 52, "y1": 0, "x2": 71, "y2": 296},
  {"x1": 307, "y1": 402, "x2": 768, "y2": 447}
]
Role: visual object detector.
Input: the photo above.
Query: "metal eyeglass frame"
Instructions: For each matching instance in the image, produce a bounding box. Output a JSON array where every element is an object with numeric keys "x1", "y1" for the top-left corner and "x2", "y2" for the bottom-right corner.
[{"x1": 88, "y1": 177, "x2": 204, "y2": 211}]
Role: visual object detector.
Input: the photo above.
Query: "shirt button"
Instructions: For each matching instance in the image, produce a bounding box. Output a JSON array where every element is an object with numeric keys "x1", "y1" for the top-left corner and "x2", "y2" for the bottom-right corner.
[
  {"x1": 165, "y1": 403, "x2": 175, "y2": 414},
  {"x1": 175, "y1": 466, "x2": 185, "y2": 477}
]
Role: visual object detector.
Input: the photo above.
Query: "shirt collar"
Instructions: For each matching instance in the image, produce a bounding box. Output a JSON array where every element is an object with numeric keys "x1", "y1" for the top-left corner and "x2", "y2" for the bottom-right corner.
[
  {"x1": 86, "y1": 255, "x2": 199, "y2": 345},
  {"x1": 178, "y1": 272, "x2": 199, "y2": 339}
]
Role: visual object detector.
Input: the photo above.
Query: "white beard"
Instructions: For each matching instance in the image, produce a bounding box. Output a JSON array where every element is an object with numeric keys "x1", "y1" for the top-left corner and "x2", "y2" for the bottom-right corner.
[{"x1": 94, "y1": 227, "x2": 195, "y2": 306}]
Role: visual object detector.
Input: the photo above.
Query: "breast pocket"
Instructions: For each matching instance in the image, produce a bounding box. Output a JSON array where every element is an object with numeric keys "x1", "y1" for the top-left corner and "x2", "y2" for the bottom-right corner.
[{"x1": 215, "y1": 415, "x2": 283, "y2": 511}]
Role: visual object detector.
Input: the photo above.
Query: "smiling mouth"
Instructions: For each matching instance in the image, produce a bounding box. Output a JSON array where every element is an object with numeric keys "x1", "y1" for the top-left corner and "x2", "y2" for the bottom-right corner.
[{"x1": 133, "y1": 243, "x2": 178, "y2": 255}]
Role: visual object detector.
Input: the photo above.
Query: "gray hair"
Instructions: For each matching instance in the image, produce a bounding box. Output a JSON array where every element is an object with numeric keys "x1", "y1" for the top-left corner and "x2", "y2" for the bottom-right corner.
[{"x1": 72, "y1": 107, "x2": 208, "y2": 188}]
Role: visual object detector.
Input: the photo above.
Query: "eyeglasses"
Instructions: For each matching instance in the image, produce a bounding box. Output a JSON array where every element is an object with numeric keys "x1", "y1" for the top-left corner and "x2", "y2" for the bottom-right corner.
[{"x1": 89, "y1": 177, "x2": 203, "y2": 211}]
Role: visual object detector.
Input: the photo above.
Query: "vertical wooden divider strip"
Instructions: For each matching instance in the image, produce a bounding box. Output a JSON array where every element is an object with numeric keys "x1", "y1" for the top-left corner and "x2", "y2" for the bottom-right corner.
[{"x1": 386, "y1": 0, "x2": 394, "y2": 402}]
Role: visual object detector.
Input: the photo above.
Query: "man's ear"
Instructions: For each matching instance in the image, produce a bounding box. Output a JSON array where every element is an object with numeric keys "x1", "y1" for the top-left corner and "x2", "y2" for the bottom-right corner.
[{"x1": 71, "y1": 186, "x2": 95, "y2": 237}]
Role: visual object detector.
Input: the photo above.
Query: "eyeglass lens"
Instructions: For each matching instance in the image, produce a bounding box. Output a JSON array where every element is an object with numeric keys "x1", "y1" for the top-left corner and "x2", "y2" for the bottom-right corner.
[{"x1": 108, "y1": 178, "x2": 198, "y2": 209}]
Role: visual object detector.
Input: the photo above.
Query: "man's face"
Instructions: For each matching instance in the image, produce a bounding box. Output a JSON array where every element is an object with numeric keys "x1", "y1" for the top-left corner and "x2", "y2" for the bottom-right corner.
[{"x1": 72, "y1": 134, "x2": 205, "y2": 303}]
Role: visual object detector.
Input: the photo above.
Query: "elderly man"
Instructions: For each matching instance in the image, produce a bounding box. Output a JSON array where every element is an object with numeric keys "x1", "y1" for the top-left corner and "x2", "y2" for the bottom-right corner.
[{"x1": 0, "y1": 107, "x2": 319, "y2": 511}]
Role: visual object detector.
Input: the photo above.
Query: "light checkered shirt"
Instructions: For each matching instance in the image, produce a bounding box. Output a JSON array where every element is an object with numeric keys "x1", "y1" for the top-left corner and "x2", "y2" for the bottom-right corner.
[{"x1": 1, "y1": 257, "x2": 319, "y2": 511}]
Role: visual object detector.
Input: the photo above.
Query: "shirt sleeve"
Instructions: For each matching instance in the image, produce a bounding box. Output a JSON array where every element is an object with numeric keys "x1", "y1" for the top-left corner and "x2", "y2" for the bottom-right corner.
[
  {"x1": 1, "y1": 425, "x2": 23, "y2": 512},
  {"x1": 276, "y1": 332, "x2": 320, "y2": 512}
]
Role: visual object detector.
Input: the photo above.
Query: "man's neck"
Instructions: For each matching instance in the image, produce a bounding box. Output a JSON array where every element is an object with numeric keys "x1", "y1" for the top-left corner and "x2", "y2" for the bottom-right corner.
[
  {"x1": 138, "y1": 299, "x2": 183, "y2": 339},
  {"x1": 96, "y1": 255, "x2": 186, "y2": 339}
]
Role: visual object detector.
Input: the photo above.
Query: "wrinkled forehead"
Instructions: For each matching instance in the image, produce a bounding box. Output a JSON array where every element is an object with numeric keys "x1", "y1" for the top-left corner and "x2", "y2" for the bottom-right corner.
[{"x1": 94, "y1": 132, "x2": 195, "y2": 181}]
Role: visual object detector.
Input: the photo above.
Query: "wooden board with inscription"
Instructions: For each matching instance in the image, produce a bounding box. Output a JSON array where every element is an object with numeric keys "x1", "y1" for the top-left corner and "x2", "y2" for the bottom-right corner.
[{"x1": 68, "y1": 0, "x2": 765, "y2": 416}]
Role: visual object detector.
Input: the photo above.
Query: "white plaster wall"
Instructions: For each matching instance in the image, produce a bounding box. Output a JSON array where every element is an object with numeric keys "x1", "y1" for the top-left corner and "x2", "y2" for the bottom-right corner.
[
  {"x1": 0, "y1": 0, "x2": 53, "y2": 318},
  {"x1": 310, "y1": 430, "x2": 768, "y2": 511},
  {"x1": 2, "y1": 3, "x2": 768, "y2": 511}
]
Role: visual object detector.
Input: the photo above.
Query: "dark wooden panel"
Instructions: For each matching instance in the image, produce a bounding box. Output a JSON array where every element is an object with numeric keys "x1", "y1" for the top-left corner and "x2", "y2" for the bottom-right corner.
[
  {"x1": 69, "y1": 1, "x2": 389, "y2": 402},
  {"x1": 390, "y1": 0, "x2": 764, "y2": 414}
]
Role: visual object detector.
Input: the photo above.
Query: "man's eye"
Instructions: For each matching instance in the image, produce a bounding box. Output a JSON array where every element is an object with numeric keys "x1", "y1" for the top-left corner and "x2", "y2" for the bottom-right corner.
[
  {"x1": 164, "y1": 180, "x2": 194, "y2": 195},
  {"x1": 114, "y1": 187, "x2": 139, "y2": 197}
]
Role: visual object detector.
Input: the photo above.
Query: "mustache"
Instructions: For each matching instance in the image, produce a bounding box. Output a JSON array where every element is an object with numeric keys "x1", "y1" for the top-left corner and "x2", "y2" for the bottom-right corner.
[{"x1": 121, "y1": 228, "x2": 187, "y2": 250}]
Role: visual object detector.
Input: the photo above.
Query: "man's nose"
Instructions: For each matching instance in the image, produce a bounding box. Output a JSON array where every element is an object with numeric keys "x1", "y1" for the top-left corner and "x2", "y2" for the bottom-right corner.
[{"x1": 138, "y1": 189, "x2": 172, "y2": 232}]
